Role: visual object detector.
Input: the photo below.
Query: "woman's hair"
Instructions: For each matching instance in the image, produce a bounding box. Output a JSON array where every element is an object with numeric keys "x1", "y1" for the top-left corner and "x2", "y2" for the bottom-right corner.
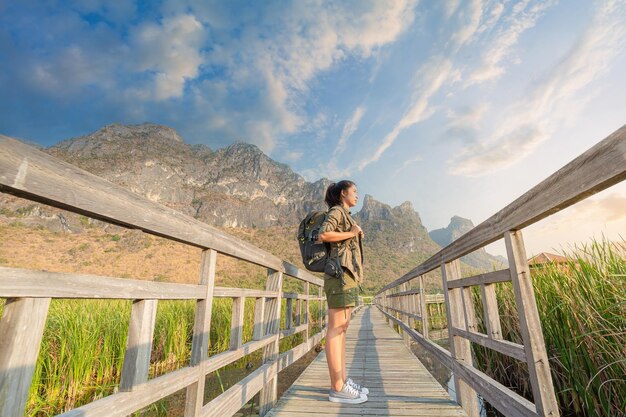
[{"x1": 324, "y1": 180, "x2": 356, "y2": 208}]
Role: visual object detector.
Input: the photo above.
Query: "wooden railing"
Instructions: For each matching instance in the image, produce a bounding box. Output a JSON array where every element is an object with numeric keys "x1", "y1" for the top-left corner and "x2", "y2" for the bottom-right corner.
[
  {"x1": 0, "y1": 136, "x2": 338, "y2": 417},
  {"x1": 374, "y1": 125, "x2": 626, "y2": 417}
]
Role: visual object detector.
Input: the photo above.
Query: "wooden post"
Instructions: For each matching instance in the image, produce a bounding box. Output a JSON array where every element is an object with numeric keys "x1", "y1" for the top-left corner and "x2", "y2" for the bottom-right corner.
[
  {"x1": 230, "y1": 297, "x2": 245, "y2": 351},
  {"x1": 401, "y1": 283, "x2": 411, "y2": 348},
  {"x1": 480, "y1": 283, "x2": 502, "y2": 339},
  {"x1": 304, "y1": 282, "x2": 310, "y2": 342},
  {"x1": 419, "y1": 275, "x2": 429, "y2": 339},
  {"x1": 285, "y1": 298, "x2": 293, "y2": 330},
  {"x1": 318, "y1": 286, "x2": 323, "y2": 329},
  {"x1": 0, "y1": 297, "x2": 51, "y2": 417},
  {"x1": 120, "y1": 299, "x2": 158, "y2": 391},
  {"x1": 259, "y1": 269, "x2": 283, "y2": 417},
  {"x1": 442, "y1": 260, "x2": 480, "y2": 417},
  {"x1": 253, "y1": 297, "x2": 266, "y2": 341},
  {"x1": 505, "y1": 230, "x2": 559, "y2": 417},
  {"x1": 185, "y1": 249, "x2": 217, "y2": 417},
  {"x1": 296, "y1": 298, "x2": 302, "y2": 326}
]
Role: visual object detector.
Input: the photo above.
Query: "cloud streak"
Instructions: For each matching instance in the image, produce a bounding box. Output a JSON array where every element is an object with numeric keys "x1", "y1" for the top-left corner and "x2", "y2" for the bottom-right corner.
[{"x1": 450, "y1": 0, "x2": 626, "y2": 177}]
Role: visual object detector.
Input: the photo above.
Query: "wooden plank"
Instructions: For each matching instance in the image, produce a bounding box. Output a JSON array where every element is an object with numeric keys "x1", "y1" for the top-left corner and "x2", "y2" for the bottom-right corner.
[
  {"x1": 378, "y1": 306, "x2": 538, "y2": 417},
  {"x1": 385, "y1": 306, "x2": 420, "y2": 320},
  {"x1": 119, "y1": 299, "x2": 158, "y2": 391},
  {"x1": 190, "y1": 249, "x2": 217, "y2": 365},
  {"x1": 387, "y1": 288, "x2": 421, "y2": 297},
  {"x1": 213, "y1": 287, "x2": 278, "y2": 298},
  {"x1": 0, "y1": 136, "x2": 321, "y2": 283},
  {"x1": 59, "y1": 366, "x2": 201, "y2": 417},
  {"x1": 269, "y1": 306, "x2": 468, "y2": 417},
  {"x1": 419, "y1": 275, "x2": 429, "y2": 339},
  {"x1": 285, "y1": 297, "x2": 293, "y2": 330},
  {"x1": 442, "y1": 260, "x2": 480, "y2": 417},
  {"x1": 0, "y1": 266, "x2": 206, "y2": 299},
  {"x1": 259, "y1": 269, "x2": 284, "y2": 416},
  {"x1": 230, "y1": 297, "x2": 245, "y2": 351},
  {"x1": 505, "y1": 230, "x2": 559, "y2": 417},
  {"x1": 253, "y1": 297, "x2": 266, "y2": 340},
  {"x1": 451, "y1": 327, "x2": 525, "y2": 361},
  {"x1": 0, "y1": 297, "x2": 51, "y2": 417},
  {"x1": 186, "y1": 249, "x2": 217, "y2": 417},
  {"x1": 280, "y1": 323, "x2": 307, "y2": 340},
  {"x1": 303, "y1": 282, "x2": 310, "y2": 342},
  {"x1": 480, "y1": 283, "x2": 503, "y2": 340},
  {"x1": 447, "y1": 269, "x2": 511, "y2": 289},
  {"x1": 379, "y1": 124, "x2": 626, "y2": 293}
]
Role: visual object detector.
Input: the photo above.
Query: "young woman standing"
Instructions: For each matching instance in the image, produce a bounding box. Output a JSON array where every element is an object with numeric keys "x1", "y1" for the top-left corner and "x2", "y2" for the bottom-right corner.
[{"x1": 318, "y1": 180, "x2": 369, "y2": 404}]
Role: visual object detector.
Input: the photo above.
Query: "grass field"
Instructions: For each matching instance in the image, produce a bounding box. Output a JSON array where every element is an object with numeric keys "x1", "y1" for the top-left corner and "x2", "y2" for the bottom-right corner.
[
  {"x1": 470, "y1": 238, "x2": 626, "y2": 417},
  {"x1": 0, "y1": 297, "x2": 323, "y2": 416}
]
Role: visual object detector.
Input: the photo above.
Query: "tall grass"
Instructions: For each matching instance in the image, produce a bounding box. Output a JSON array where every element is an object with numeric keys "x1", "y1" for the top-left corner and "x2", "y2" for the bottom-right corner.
[
  {"x1": 472, "y1": 238, "x2": 626, "y2": 416},
  {"x1": 2, "y1": 296, "x2": 323, "y2": 416}
]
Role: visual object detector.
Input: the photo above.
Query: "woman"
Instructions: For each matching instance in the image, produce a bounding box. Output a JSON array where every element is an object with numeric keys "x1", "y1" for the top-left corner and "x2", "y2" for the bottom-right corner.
[{"x1": 318, "y1": 180, "x2": 369, "y2": 404}]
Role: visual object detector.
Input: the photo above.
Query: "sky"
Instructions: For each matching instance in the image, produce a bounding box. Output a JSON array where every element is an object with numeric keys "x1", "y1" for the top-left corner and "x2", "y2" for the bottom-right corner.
[{"x1": 1, "y1": 0, "x2": 625, "y2": 257}]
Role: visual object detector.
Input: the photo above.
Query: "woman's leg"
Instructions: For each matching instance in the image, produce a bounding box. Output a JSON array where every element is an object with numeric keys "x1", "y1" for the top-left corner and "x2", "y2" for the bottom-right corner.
[
  {"x1": 326, "y1": 307, "x2": 350, "y2": 391},
  {"x1": 341, "y1": 306, "x2": 352, "y2": 382}
]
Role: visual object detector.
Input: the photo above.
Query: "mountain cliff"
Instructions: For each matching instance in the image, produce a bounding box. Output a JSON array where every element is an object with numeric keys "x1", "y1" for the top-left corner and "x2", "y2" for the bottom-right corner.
[
  {"x1": 430, "y1": 216, "x2": 508, "y2": 270},
  {"x1": 1, "y1": 123, "x2": 503, "y2": 292}
]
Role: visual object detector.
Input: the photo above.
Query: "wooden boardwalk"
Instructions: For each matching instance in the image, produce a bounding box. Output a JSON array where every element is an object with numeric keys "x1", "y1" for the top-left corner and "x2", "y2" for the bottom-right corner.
[{"x1": 266, "y1": 305, "x2": 467, "y2": 417}]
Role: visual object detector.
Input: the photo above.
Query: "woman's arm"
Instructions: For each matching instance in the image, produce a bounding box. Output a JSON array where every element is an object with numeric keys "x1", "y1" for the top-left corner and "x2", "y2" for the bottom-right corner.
[{"x1": 319, "y1": 224, "x2": 362, "y2": 242}]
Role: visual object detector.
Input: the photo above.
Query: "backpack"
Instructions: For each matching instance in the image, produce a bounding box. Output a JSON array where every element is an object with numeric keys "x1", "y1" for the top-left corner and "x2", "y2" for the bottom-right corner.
[{"x1": 297, "y1": 210, "x2": 331, "y2": 272}]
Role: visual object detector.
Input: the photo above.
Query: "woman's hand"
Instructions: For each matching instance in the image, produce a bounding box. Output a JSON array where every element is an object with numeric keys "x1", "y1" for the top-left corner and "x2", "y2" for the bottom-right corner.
[{"x1": 351, "y1": 225, "x2": 364, "y2": 239}]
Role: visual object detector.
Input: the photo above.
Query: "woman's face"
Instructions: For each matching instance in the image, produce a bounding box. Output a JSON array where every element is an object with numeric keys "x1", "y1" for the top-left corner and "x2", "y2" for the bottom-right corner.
[{"x1": 341, "y1": 185, "x2": 358, "y2": 207}]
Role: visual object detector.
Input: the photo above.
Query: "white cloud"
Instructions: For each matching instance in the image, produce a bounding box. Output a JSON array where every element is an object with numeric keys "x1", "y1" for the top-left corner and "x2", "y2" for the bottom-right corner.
[
  {"x1": 445, "y1": 103, "x2": 489, "y2": 143},
  {"x1": 467, "y1": 0, "x2": 556, "y2": 86},
  {"x1": 131, "y1": 14, "x2": 205, "y2": 101},
  {"x1": 176, "y1": 0, "x2": 418, "y2": 153},
  {"x1": 451, "y1": 0, "x2": 484, "y2": 47},
  {"x1": 335, "y1": 106, "x2": 366, "y2": 156},
  {"x1": 450, "y1": 0, "x2": 626, "y2": 177},
  {"x1": 354, "y1": 57, "x2": 453, "y2": 172},
  {"x1": 393, "y1": 155, "x2": 423, "y2": 176}
]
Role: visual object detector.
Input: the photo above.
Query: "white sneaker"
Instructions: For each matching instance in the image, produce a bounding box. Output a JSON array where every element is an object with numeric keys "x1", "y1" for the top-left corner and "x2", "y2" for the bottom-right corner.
[
  {"x1": 329, "y1": 381, "x2": 368, "y2": 404},
  {"x1": 346, "y1": 377, "x2": 369, "y2": 394}
]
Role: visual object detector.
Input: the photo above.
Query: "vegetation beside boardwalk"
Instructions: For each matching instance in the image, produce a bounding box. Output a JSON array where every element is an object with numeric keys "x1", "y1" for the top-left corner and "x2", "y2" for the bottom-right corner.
[
  {"x1": 471, "y1": 238, "x2": 625, "y2": 417},
  {"x1": 0, "y1": 297, "x2": 323, "y2": 416}
]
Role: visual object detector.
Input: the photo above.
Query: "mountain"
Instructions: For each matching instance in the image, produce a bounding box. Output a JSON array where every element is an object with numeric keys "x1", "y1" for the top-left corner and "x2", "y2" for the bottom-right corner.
[
  {"x1": 1, "y1": 123, "x2": 500, "y2": 293},
  {"x1": 429, "y1": 216, "x2": 508, "y2": 270},
  {"x1": 47, "y1": 123, "x2": 329, "y2": 227}
]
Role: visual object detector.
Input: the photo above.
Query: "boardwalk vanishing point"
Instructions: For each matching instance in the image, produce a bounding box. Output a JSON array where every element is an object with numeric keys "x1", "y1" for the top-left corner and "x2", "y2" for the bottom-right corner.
[{"x1": 267, "y1": 305, "x2": 466, "y2": 417}]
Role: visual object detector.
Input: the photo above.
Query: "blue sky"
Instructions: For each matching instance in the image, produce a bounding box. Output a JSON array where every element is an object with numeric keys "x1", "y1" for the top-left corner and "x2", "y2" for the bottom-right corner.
[{"x1": 1, "y1": 0, "x2": 625, "y2": 256}]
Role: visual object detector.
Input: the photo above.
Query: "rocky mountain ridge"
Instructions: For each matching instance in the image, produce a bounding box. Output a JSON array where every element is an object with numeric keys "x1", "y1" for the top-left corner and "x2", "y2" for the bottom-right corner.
[{"x1": 2, "y1": 123, "x2": 506, "y2": 289}]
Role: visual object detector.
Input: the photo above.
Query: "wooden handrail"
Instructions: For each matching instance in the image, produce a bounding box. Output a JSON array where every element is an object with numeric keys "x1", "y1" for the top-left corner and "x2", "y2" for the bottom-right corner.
[
  {"x1": 0, "y1": 135, "x2": 321, "y2": 286},
  {"x1": 0, "y1": 136, "x2": 331, "y2": 417},
  {"x1": 374, "y1": 124, "x2": 626, "y2": 417},
  {"x1": 378, "y1": 124, "x2": 626, "y2": 293}
]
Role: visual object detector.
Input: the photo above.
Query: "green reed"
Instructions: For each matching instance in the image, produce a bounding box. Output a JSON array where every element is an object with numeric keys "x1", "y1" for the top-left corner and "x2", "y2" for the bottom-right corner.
[
  {"x1": 7, "y1": 296, "x2": 323, "y2": 416},
  {"x1": 471, "y1": 238, "x2": 625, "y2": 416}
]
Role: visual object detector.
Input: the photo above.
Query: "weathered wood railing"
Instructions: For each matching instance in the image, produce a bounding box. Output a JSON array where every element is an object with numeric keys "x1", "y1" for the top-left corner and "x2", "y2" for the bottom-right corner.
[
  {"x1": 0, "y1": 136, "x2": 338, "y2": 417},
  {"x1": 374, "y1": 125, "x2": 626, "y2": 417}
]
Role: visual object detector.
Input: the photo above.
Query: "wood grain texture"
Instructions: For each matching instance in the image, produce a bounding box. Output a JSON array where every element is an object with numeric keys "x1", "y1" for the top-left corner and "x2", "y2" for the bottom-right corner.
[
  {"x1": 442, "y1": 261, "x2": 480, "y2": 417},
  {"x1": 267, "y1": 306, "x2": 467, "y2": 417},
  {"x1": 119, "y1": 299, "x2": 158, "y2": 391},
  {"x1": 0, "y1": 297, "x2": 51, "y2": 417},
  {"x1": 505, "y1": 231, "x2": 559, "y2": 417},
  {"x1": 377, "y1": 306, "x2": 538, "y2": 417}
]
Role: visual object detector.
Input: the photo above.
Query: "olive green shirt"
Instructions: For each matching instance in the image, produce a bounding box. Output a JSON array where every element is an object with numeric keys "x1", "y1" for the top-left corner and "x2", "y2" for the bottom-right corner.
[{"x1": 320, "y1": 205, "x2": 363, "y2": 282}]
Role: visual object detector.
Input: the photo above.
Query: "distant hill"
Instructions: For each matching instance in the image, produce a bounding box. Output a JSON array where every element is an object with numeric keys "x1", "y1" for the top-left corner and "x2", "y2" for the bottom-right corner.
[
  {"x1": 429, "y1": 216, "x2": 507, "y2": 270},
  {"x1": 1, "y1": 123, "x2": 502, "y2": 293}
]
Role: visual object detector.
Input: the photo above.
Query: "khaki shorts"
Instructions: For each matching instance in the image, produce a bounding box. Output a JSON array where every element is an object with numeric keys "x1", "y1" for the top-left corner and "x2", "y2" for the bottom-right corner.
[{"x1": 324, "y1": 268, "x2": 359, "y2": 309}]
